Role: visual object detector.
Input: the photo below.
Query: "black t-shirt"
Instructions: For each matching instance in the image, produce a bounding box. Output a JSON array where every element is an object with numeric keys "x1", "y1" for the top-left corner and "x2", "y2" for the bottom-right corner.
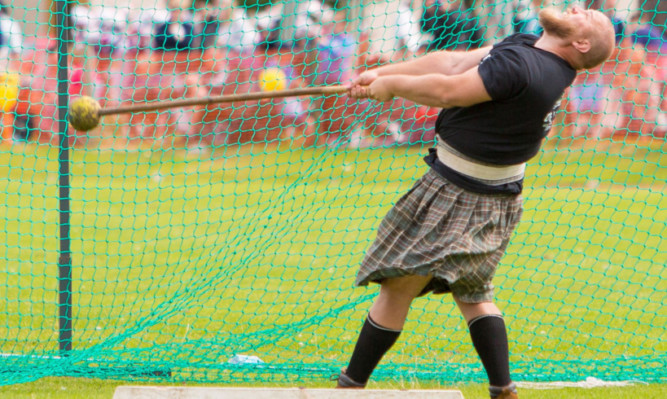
[{"x1": 426, "y1": 33, "x2": 576, "y2": 194}]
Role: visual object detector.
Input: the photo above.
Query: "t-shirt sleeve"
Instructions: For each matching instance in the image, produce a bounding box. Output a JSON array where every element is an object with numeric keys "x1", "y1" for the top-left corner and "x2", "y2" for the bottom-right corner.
[{"x1": 477, "y1": 48, "x2": 528, "y2": 101}]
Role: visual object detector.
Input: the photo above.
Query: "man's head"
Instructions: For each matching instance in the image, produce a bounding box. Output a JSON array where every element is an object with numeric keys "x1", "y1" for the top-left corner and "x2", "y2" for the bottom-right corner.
[{"x1": 538, "y1": 6, "x2": 615, "y2": 70}]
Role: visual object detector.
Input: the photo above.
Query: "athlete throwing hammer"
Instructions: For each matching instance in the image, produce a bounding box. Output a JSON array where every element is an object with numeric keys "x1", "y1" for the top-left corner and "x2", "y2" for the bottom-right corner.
[{"x1": 340, "y1": 6, "x2": 615, "y2": 399}]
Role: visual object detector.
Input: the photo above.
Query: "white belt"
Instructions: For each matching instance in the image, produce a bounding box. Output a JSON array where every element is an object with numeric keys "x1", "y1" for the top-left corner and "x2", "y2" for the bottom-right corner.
[{"x1": 436, "y1": 141, "x2": 526, "y2": 184}]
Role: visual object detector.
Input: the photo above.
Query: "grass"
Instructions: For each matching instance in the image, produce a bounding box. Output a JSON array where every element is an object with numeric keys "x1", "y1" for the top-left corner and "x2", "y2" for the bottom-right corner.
[
  {"x1": 0, "y1": 376, "x2": 665, "y2": 398},
  {"x1": 0, "y1": 138, "x2": 665, "y2": 395}
]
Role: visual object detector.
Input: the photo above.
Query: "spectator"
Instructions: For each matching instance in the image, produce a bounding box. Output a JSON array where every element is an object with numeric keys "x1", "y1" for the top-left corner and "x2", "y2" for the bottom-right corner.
[
  {"x1": 10, "y1": 42, "x2": 49, "y2": 143},
  {"x1": 476, "y1": 0, "x2": 515, "y2": 44},
  {"x1": 214, "y1": 5, "x2": 261, "y2": 52},
  {"x1": 191, "y1": 0, "x2": 235, "y2": 108},
  {"x1": 632, "y1": 20, "x2": 667, "y2": 55},
  {"x1": 189, "y1": 11, "x2": 312, "y2": 148},
  {"x1": 193, "y1": 0, "x2": 260, "y2": 53},
  {"x1": 254, "y1": 0, "x2": 332, "y2": 48},
  {"x1": 613, "y1": 42, "x2": 660, "y2": 140},
  {"x1": 149, "y1": 0, "x2": 206, "y2": 146},
  {"x1": 193, "y1": 0, "x2": 228, "y2": 51},
  {"x1": 0, "y1": 0, "x2": 22, "y2": 68},
  {"x1": 355, "y1": 2, "x2": 436, "y2": 146},
  {"x1": 587, "y1": 0, "x2": 625, "y2": 42},
  {"x1": 72, "y1": 5, "x2": 128, "y2": 59},
  {"x1": 171, "y1": 0, "x2": 266, "y2": 149},
  {"x1": 304, "y1": 14, "x2": 357, "y2": 87},
  {"x1": 153, "y1": 0, "x2": 196, "y2": 51},
  {"x1": 185, "y1": 1, "x2": 255, "y2": 147},
  {"x1": 44, "y1": 0, "x2": 87, "y2": 42},
  {"x1": 238, "y1": 40, "x2": 312, "y2": 145},
  {"x1": 392, "y1": 0, "x2": 427, "y2": 60},
  {"x1": 512, "y1": 0, "x2": 543, "y2": 36},
  {"x1": 631, "y1": 13, "x2": 667, "y2": 137},
  {"x1": 562, "y1": 0, "x2": 659, "y2": 141},
  {"x1": 111, "y1": 0, "x2": 199, "y2": 147},
  {"x1": 420, "y1": 0, "x2": 483, "y2": 52},
  {"x1": 292, "y1": 8, "x2": 421, "y2": 148},
  {"x1": 254, "y1": 10, "x2": 290, "y2": 53},
  {"x1": 638, "y1": 0, "x2": 667, "y2": 30},
  {"x1": 116, "y1": 22, "x2": 167, "y2": 145},
  {"x1": 360, "y1": 0, "x2": 425, "y2": 66},
  {"x1": 592, "y1": 0, "x2": 657, "y2": 140},
  {"x1": 71, "y1": 5, "x2": 130, "y2": 108},
  {"x1": 19, "y1": 43, "x2": 93, "y2": 146},
  {"x1": 562, "y1": 66, "x2": 617, "y2": 139},
  {"x1": 0, "y1": 0, "x2": 23, "y2": 142},
  {"x1": 300, "y1": 9, "x2": 380, "y2": 147}
]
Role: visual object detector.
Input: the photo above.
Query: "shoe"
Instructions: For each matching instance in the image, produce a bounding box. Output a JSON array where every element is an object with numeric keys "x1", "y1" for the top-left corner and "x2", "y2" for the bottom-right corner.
[
  {"x1": 490, "y1": 383, "x2": 518, "y2": 399},
  {"x1": 334, "y1": 368, "x2": 366, "y2": 389},
  {"x1": 492, "y1": 390, "x2": 518, "y2": 399}
]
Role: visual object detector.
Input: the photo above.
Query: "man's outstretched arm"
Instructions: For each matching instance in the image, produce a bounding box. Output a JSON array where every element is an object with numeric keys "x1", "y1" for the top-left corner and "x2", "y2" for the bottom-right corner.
[
  {"x1": 355, "y1": 46, "x2": 492, "y2": 83},
  {"x1": 350, "y1": 67, "x2": 492, "y2": 109}
]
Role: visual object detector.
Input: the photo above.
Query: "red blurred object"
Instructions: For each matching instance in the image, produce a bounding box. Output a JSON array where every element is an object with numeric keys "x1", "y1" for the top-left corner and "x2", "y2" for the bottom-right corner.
[{"x1": 414, "y1": 106, "x2": 439, "y2": 122}]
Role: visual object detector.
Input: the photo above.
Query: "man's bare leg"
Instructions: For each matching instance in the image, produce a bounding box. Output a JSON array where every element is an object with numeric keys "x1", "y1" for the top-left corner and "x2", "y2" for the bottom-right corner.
[
  {"x1": 369, "y1": 274, "x2": 433, "y2": 329},
  {"x1": 455, "y1": 296, "x2": 517, "y2": 398},
  {"x1": 338, "y1": 274, "x2": 432, "y2": 387}
]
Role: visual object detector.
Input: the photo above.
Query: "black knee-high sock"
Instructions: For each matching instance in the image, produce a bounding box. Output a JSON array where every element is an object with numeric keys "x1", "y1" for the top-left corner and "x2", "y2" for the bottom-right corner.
[
  {"x1": 344, "y1": 314, "x2": 401, "y2": 384},
  {"x1": 468, "y1": 314, "x2": 512, "y2": 388}
]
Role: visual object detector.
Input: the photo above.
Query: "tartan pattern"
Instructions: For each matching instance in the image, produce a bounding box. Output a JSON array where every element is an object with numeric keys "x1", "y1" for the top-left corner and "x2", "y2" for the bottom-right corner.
[{"x1": 356, "y1": 169, "x2": 523, "y2": 303}]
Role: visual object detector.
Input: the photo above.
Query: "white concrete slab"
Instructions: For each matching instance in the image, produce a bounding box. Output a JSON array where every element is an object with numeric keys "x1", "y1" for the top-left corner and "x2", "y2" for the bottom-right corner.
[{"x1": 113, "y1": 386, "x2": 465, "y2": 399}]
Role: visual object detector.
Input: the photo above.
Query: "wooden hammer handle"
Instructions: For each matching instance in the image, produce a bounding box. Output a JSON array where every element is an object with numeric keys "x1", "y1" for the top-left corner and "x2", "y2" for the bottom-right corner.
[{"x1": 98, "y1": 85, "x2": 349, "y2": 116}]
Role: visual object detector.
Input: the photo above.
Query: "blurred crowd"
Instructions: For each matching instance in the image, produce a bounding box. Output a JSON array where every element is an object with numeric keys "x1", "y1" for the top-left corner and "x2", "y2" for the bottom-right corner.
[{"x1": 0, "y1": 0, "x2": 665, "y2": 149}]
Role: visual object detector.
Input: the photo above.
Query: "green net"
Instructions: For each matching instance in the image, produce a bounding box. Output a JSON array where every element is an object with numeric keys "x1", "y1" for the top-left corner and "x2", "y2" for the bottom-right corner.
[{"x1": 0, "y1": 0, "x2": 665, "y2": 387}]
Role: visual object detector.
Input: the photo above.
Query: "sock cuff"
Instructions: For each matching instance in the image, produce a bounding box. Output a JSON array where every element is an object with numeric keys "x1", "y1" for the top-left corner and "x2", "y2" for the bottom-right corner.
[
  {"x1": 468, "y1": 314, "x2": 504, "y2": 328},
  {"x1": 367, "y1": 313, "x2": 402, "y2": 333}
]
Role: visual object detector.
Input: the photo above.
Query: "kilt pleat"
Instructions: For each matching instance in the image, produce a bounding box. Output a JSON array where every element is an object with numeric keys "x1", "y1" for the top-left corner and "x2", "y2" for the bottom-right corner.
[{"x1": 356, "y1": 169, "x2": 523, "y2": 303}]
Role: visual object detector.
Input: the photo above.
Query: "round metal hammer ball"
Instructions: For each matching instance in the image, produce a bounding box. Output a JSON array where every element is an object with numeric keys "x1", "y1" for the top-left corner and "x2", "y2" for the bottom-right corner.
[{"x1": 68, "y1": 96, "x2": 101, "y2": 131}]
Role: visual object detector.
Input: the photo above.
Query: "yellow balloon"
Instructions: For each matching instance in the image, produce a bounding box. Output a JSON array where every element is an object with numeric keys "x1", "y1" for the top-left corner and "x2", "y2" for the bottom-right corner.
[
  {"x1": 0, "y1": 73, "x2": 19, "y2": 112},
  {"x1": 258, "y1": 67, "x2": 287, "y2": 92}
]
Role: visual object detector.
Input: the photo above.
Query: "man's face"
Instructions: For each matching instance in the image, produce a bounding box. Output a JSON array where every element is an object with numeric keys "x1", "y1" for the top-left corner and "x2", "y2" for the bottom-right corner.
[
  {"x1": 540, "y1": 6, "x2": 615, "y2": 69},
  {"x1": 539, "y1": 6, "x2": 600, "y2": 40}
]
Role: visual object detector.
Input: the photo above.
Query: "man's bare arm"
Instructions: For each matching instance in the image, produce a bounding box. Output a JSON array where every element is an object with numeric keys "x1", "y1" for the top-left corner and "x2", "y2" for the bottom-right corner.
[
  {"x1": 356, "y1": 67, "x2": 492, "y2": 108},
  {"x1": 367, "y1": 46, "x2": 492, "y2": 78}
]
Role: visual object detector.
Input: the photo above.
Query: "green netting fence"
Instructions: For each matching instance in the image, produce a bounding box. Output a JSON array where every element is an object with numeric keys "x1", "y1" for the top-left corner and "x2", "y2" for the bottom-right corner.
[{"x1": 0, "y1": 0, "x2": 665, "y2": 387}]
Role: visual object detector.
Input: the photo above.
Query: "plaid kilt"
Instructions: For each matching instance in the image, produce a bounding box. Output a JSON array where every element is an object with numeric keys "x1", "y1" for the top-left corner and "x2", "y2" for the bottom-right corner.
[{"x1": 356, "y1": 169, "x2": 523, "y2": 303}]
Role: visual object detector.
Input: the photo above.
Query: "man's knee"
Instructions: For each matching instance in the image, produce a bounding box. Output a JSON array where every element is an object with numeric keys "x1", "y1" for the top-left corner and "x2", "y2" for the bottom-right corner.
[{"x1": 454, "y1": 296, "x2": 502, "y2": 323}]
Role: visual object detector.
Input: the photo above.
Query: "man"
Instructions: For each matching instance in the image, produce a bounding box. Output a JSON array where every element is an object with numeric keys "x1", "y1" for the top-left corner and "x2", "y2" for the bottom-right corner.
[{"x1": 339, "y1": 6, "x2": 615, "y2": 399}]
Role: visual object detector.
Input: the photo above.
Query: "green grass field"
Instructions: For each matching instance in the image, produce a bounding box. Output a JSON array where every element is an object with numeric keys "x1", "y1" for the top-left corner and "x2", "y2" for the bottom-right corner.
[
  {"x1": 0, "y1": 138, "x2": 665, "y2": 397},
  {"x1": 0, "y1": 376, "x2": 666, "y2": 398}
]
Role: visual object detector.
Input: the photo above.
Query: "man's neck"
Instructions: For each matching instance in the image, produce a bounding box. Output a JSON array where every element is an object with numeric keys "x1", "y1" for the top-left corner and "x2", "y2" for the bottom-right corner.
[{"x1": 534, "y1": 35, "x2": 578, "y2": 69}]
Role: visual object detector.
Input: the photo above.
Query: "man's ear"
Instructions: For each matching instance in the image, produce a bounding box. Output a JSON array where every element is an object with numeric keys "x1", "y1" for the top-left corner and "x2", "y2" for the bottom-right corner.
[{"x1": 572, "y1": 39, "x2": 591, "y2": 54}]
